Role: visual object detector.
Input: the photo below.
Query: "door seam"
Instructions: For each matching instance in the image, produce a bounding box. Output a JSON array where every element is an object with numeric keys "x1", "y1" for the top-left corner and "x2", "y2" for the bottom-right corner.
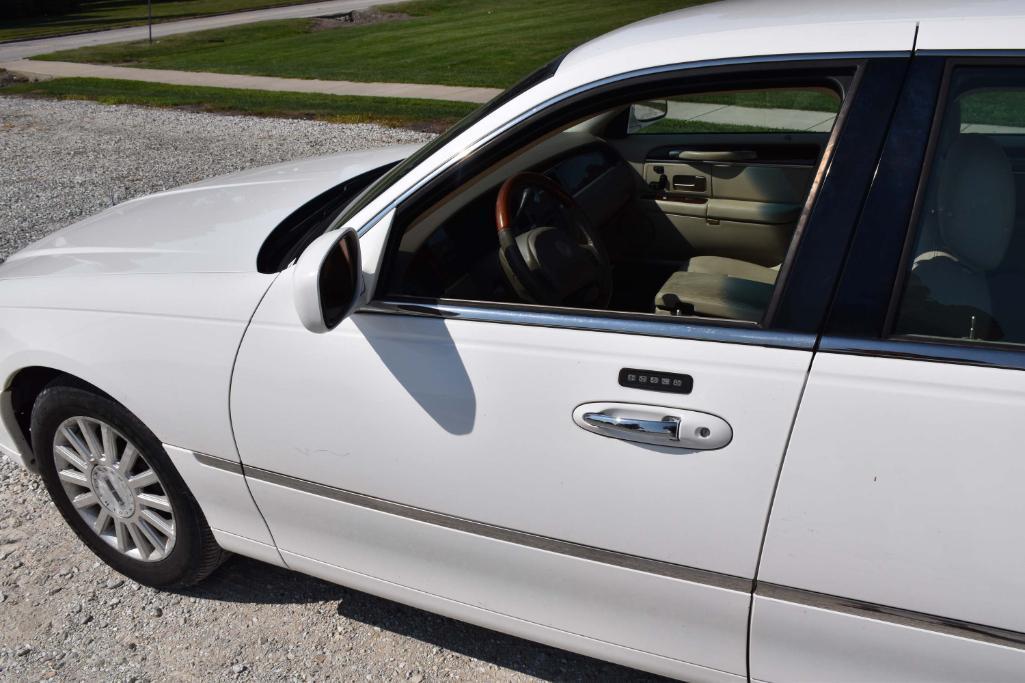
[
  {"x1": 744, "y1": 350, "x2": 814, "y2": 681},
  {"x1": 225, "y1": 271, "x2": 287, "y2": 566}
]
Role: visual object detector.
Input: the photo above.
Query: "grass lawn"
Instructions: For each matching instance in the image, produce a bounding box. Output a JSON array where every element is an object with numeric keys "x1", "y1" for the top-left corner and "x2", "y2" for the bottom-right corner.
[
  {"x1": 0, "y1": 0, "x2": 326, "y2": 43},
  {"x1": 38, "y1": 0, "x2": 710, "y2": 88},
  {"x1": 681, "y1": 89, "x2": 840, "y2": 113},
  {"x1": 961, "y1": 90, "x2": 1025, "y2": 128},
  {"x1": 0, "y1": 77, "x2": 476, "y2": 130}
]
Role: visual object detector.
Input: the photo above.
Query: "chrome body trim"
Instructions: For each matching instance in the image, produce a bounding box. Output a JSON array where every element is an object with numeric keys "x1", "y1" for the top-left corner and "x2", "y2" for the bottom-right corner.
[
  {"x1": 195, "y1": 453, "x2": 1025, "y2": 648},
  {"x1": 353, "y1": 51, "x2": 907, "y2": 239},
  {"x1": 362, "y1": 300, "x2": 816, "y2": 349},
  {"x1": 192, "y1": 451, "x2": 243, "y2": 475},
  {"x1": 819, "y1": 335, "x2": 1025, "y2": 371},
  {"x1": 242, "y1": 463, "x2": 752, "y2": 592},
  {"x1": 757, "y1": 583, "x2": 1025, "y2": 651}
]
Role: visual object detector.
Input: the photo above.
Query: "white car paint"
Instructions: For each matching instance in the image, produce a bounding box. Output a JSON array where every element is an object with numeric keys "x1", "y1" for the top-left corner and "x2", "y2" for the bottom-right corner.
[
  {"x1": 231, "y1": 260, "x2": 811, "y2": 675},
  {"x1": 2, "y1": 1, "x2": 1025, "y2": 680},
  {"x1": 0, "y1": 147, "x2": 414, "y2": 467},
  {"x1": 754, "y1": 352, "x2": 1025, "y2": 681}
]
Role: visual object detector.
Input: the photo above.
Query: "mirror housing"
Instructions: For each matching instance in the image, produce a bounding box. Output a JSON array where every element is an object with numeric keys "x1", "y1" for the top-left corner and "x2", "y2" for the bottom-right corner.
[
  {"x1": 627, "y1": 99, "x2": 669, "y2": 133},
  {"x1": 293, "y1": 228, "x2": 363, "y2": 333}
]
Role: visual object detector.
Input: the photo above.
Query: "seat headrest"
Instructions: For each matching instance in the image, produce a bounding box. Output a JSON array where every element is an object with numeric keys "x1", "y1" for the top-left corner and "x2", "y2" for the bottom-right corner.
[{"x1": 936, "y1": 135, "x2": 1016, "y2": 271}]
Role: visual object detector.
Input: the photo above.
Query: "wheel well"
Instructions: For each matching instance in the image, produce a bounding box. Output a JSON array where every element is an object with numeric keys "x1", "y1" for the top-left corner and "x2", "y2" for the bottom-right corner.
[{"x1": 6, "y1": 367, "x2": 112, "y2": 470}]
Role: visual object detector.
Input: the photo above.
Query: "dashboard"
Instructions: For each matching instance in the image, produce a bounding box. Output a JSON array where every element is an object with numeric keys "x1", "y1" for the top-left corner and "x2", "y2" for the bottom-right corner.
[{"x1": 546, "y1": 146, "x2": 622, "y2": 196}]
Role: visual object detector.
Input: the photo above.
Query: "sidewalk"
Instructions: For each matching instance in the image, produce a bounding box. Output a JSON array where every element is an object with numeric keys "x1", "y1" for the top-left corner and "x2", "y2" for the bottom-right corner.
[
  {"x1": 666, "y1": 101, "x2": 837, "y2": 133},
  {"x1": 1, "y1": 59, "x2": 503, "y2": 104},
  {"x1": 0, "y1": 0, "x2": 382, "y2": 61}
]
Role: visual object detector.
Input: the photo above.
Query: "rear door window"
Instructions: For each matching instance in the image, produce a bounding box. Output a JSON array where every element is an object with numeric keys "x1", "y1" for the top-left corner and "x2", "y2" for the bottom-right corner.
[{"x1": 893, "y1": 67, "x2": 1025, "y2": 344}]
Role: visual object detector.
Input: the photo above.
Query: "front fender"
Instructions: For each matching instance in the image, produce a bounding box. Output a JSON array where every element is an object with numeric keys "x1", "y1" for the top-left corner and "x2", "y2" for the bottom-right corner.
[{"x1": 0, "y1": 272, "x2": 276, "y2": 467}]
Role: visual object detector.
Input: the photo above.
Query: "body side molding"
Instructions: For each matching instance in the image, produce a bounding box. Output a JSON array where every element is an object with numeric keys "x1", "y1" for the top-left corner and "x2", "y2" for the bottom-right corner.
[{"x1": 192, "y1": 450, "x2": 1025, "y2": 651}]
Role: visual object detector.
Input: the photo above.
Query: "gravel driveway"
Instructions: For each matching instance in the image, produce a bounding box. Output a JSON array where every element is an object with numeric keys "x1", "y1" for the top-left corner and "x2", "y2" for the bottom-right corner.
[{"x1": 0, "y1": 98, "x2": 665, "y2": 682}]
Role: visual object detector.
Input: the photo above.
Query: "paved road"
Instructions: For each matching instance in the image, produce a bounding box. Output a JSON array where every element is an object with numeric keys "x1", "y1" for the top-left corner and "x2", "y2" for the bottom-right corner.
[
  {"x1": 0, "y1": 0, "x2": 382, "y2": 61},
  {"x1": 3, "y1": 59, "x2": 503, "y2": 103}
]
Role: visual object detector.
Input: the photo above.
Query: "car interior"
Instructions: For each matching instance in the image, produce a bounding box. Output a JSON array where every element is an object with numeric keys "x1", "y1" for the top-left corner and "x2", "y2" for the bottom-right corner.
[
  {"x1": 385, "y1": 80, "x2": 845, "y2": 325},
  {"x1": 895, "y1": 67, "x2": 1025, "y2": 345}
]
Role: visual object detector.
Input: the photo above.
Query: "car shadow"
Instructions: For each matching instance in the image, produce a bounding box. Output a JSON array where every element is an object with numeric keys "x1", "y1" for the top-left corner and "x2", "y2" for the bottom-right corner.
[
  {"x1": 352, "y1": 312, "x2": 477, "y2": 436},
  {"x1": 178, "y1": 555, "x2": 672, "y2": 682}
]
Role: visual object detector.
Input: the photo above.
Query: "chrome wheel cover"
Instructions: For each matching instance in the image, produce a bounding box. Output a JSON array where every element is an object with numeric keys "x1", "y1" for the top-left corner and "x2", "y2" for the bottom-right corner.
[{"x1": 53, "y1": 416, "x2": 176, "y2": 562}]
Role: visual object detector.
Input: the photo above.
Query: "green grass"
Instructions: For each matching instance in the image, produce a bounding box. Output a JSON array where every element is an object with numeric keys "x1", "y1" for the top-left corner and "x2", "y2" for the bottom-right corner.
[
  {"x1": 641, "y1": 119, "x2": 783, "y2": 134},
  {"x1": 961, "y1": 90, "x2": 1025, "y2": 128},
  {"x1": 678, "y1": 89, "x2": 840, "y2": 113},
  {"x1": 0, "y1": 0, "x2": 328, "y2": 43},
  {"x1": 0, "y1": 77, "x2": 476, "y2": 130},
  {"x1": 39, "y1": 0, "x2": 710, "y2": 88}
]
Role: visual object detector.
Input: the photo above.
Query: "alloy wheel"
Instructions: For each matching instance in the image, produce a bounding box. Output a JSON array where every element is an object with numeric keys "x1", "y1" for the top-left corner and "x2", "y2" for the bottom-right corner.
[{"x1": 52, "y1": 416, "x2": 176, "y2": 562}]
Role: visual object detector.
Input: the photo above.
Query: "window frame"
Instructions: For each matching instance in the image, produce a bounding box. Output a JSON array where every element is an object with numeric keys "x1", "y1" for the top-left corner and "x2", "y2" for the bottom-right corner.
[
  {"x1": 823, "y1": 54, "x2": 1025, "y2": 371},
  {"x1": 362, "y1": 54, "x2": 907, "y2": 350}
]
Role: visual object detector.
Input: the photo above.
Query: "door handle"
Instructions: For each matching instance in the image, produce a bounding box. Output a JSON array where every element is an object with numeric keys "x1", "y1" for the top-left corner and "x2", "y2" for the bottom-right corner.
[
  {"x1": 582, "y1": 412, "x2": 681, "y2": 441},
  {"x1": 573, "y1": 402, "x2": 733, "y2": 450},
  {"x1": 674, "y1": 150, "x2": 757, "y2": 162}
]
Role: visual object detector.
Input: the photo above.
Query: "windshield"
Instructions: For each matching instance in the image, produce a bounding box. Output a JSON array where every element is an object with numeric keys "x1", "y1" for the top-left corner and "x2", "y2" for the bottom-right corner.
[{"x1": 333, "y1": 54, "x2": 566, "y2": 229}]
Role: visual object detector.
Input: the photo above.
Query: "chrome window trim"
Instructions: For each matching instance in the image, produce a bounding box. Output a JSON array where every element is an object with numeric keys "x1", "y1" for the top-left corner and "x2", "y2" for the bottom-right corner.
[
  {"x1": 915, "y1": 50, "x2": 1025, "y2": 57},
  {"x1": 819, "y1": 335, "x2": 1025, "y2": 371},
  {"x1": 363, "y1": 299, "x2": 816, "y2": 350},
  {"x1": 758, "y1": 582, "x2": 1025, "y2": 651},
  {"x1": 355, "y1": 50, "x2": 908, "y2": 239}
]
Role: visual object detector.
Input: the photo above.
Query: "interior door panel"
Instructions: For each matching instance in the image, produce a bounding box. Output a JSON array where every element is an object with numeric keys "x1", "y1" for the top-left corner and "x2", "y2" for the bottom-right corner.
[{"x1": 609, "y1": 133, "x2": 827, "y2": 266}]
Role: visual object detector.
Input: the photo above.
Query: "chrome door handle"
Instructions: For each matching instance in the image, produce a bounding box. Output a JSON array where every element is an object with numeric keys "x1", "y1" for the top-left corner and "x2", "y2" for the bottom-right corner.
[
  {"x1": 582, "y1": 412, "x2": 680, "y2": 441},
  {"x1": 574, "y1": 403, "x2": 733, "y2": 450}
]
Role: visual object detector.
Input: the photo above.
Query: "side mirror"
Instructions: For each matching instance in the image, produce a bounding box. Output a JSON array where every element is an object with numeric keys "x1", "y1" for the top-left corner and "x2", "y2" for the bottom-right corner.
[
  {"x1": 627, "y1": 99, "x2": 669, "y2": 133},
  {"x1": 293, "y1": 228, "x2": 363, "y2": 333}
]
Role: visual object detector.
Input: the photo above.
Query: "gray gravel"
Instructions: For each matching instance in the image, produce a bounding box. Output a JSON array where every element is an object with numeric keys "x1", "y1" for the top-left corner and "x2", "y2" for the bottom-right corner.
[
  {"x1": 0, "y1": 97, "x2": 433, "y2": 262},
  {"x1": 0, "y1": 98, "x2": 664, "y2": 682}
]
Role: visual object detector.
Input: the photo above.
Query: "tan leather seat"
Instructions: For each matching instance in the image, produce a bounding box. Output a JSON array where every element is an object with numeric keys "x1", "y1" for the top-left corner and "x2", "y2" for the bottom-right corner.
[
  {"x1": 899, "y1": 135, "x2": 1016, "y2": 339},
  {"x1": 685, "y1": 256, "x2": 779, "y2": 285},
  {"x1": 654, "y1": 256, "x2": 779, "y2": 321}
]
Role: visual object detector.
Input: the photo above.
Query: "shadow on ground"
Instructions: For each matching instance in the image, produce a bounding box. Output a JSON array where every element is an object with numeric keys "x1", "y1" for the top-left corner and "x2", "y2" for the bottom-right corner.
[{"x1": 179, "y1": 555, "x2": 672, "y2": 682}]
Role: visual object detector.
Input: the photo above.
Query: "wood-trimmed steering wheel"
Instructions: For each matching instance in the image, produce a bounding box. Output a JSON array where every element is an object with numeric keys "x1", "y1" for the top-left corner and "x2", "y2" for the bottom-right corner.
[{"x1": 494, "y1": 172, "x2": 612, "y2": 307}]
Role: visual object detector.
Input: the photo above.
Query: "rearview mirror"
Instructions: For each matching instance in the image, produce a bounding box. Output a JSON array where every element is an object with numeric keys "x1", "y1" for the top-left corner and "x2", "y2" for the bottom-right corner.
[
  {"x1": 293, "y1": 228, "x2": 363, "y2": 333},
  {"x1": 627, "y1": 99, "x2": 668, "y2": 133}
]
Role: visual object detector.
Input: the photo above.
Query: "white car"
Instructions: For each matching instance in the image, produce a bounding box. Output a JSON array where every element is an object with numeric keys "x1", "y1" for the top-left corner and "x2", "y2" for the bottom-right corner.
[{"x1": 3, "y1": 1, "x2": 1025, "y2": 680}]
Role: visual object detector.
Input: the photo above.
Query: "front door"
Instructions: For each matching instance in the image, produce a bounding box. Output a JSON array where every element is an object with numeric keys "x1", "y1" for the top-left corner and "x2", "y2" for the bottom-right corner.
[{"x1": 229, "y1": 57, "x2": 901, "y2": 680}]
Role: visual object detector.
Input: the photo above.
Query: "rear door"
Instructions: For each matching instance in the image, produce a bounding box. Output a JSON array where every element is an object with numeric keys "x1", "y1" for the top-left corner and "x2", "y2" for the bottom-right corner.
[{"x1": 752, "y1": 57, "x2": 1025, "y2": 682}]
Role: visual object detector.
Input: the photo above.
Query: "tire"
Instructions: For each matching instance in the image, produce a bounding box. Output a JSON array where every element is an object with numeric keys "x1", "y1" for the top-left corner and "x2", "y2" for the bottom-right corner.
[{"x1": 32, "y1": 382, "x2": 225, "y2": 587}]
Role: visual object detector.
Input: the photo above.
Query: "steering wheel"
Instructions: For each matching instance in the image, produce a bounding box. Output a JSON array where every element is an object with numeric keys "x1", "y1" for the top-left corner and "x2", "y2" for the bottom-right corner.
[{"x1": 494, "y1": 172, "x2": 612, "y2": 307}]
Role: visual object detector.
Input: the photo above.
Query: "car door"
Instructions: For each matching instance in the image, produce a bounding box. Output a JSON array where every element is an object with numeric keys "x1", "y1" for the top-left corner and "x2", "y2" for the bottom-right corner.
[
  {"x1": 751, "y1": 57, "x2": 1025, "y2": 682},
  {"x1": 228, "y1": 57, "x2": 906, "y2": 681}
]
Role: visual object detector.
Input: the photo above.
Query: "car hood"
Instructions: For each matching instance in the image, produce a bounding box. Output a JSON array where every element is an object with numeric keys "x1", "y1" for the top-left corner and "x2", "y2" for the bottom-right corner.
[{"x1": 0, "y1": 144, "x2": 417, "y2": 280}]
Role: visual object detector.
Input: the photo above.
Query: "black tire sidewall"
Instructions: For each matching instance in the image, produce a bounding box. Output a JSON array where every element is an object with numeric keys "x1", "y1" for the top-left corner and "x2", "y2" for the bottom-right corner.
[{"x1": 33, "y1": 385, "x2": 207, "y2": 587}]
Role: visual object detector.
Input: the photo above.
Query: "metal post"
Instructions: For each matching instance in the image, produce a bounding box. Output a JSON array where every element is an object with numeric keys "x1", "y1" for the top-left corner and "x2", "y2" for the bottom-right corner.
[{"x1": 148, "y1": 0, "x2": 153, "y2": 44}]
